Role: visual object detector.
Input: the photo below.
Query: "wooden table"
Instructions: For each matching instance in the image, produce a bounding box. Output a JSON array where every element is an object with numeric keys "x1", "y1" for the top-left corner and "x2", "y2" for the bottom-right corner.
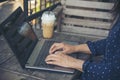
[{"x1": 0, "y1": 29, "x2": 97, "y2": 80}]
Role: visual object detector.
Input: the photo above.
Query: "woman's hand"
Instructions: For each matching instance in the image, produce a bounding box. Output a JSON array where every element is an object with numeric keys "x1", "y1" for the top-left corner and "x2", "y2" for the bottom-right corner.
[
  {"x1": 49, "y1": 42, "x2": 76, "y2": 54},
  {"x1": 45, "y1": 51, "x2": 84, "y2": 71}
]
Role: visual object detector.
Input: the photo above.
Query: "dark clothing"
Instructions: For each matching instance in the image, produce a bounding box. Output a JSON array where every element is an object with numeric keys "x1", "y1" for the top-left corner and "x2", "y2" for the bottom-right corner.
[
  {"x1": 0, "y1": 0, "x2": 7, "y2": 2},
  {"x1": 81, "y1": 17, "x2": 120, "y2": 80}
]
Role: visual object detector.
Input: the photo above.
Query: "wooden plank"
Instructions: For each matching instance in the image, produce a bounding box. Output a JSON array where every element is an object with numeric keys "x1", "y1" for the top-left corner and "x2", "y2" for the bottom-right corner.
[
  {"x1": 63, "y1": 18, "x2": 112, "y2": 29},
  {"x1": 62, "y1": 25, "x2": 109, "y2": 37},
  {"x1": 66, "y1": 0, "x2": 114, "y2": 10},
  {"x1": 64, "y1": 8, "x2": 113, "y2": 19}
]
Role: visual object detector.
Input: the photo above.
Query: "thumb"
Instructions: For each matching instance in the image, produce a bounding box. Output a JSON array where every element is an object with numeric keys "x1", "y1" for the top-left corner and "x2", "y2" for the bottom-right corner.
[{"x1": 61, "y1": 50, "x2": 68, "y2": 54}]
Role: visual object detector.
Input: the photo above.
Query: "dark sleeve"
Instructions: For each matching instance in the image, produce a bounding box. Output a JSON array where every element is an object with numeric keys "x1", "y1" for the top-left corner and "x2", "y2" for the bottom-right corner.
[
  {"x1": 82, "y1": 49, "x2": 120, "y2": 80},
  {"x1": 82, "y1": 60, "x2": 113, "y2": 80},
  {"x1": 86, "y1": 39, "x2": 106, "y2": 56}
]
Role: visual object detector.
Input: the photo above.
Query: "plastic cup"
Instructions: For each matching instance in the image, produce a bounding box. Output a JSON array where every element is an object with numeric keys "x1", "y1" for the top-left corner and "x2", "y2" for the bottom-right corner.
[{"x1": 41, "y1": 11, "x2": 56, "y2": 39}]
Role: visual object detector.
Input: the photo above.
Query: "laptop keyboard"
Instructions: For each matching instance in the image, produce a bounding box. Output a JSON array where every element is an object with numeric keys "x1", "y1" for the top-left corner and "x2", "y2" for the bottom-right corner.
[
  {"x1": 34, "y1": 40, "x2": 78, "y2": 69},
  {"x1": 34, "y1": 40, "x2": 57, "y2": 68}
]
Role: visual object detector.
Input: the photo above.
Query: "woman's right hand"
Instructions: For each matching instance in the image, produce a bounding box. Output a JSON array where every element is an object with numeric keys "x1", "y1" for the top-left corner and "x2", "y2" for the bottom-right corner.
[{"x1": 49, "y1": 42, "x2": 76, "y2": 54}]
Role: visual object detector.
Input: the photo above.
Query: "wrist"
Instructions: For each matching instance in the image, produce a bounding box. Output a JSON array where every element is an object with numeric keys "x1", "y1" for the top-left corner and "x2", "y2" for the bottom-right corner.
[
  {"x1": 70, "y1": 59, "x2": 85, "y2": 72},
  {"x1": 74, "y1": 45, "x2": 82, "y2": 52},
  {"x1": 74, "y1": 44, "x2": 91, "y2": 54}
]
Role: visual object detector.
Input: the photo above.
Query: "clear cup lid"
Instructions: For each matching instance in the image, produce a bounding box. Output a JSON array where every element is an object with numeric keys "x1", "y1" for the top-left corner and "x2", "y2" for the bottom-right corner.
[{"x1": 41, "y1": 11, "x2": 56, "y2": 22}]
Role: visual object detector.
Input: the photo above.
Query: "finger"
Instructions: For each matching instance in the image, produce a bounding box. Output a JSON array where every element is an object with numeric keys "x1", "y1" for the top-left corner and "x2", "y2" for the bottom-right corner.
[
  {"x1": 46, "y1": 60, "x2": 63, "y2": 67},
  {"x1": 45, "y1": 54, "x2": 58, "y2": 61},
  {"x1": 46, "y1": 60, "x2": 59, "y2": 66},
  {"x1": 54, "y1": 50, "x2": 67, "y2": 54},
  {"x1": 49, "y1": 43, "x2": 59, "y2": 54},
  {"x1": 49, "y1": 43, "x2": 63, "y2": 54},
  {"x1": 54, "y1": 51, "x2": 62, "y2": 54}
]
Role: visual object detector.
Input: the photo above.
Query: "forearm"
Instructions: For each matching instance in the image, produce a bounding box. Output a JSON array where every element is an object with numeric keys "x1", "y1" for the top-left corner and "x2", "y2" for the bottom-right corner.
[
  {"x1": 70, "y1": 59, "x2": 85, "y2": 72},
  {"x1": 74, "y1": 44, "x2": 92, "y2": 54}
]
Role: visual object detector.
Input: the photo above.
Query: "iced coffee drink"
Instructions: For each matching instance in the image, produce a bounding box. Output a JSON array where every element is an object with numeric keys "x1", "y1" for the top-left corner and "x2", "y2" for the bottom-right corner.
[{"x1": 41, "y1": 11, "x2": 56, "y2": 38}]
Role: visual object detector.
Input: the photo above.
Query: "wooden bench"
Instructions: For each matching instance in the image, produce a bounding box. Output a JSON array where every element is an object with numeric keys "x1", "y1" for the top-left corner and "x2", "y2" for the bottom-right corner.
[
  {"x1": 53, "y1": 1, "x2": 115, "y2": 79},
  {"x1": 54, "y1": 0, "x2": 115, "y2": 39}
]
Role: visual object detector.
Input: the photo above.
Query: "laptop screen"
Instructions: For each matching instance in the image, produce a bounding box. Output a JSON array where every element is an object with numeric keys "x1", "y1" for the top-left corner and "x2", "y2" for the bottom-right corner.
[{"x1": 0, "y1": 7, "x2": 38, "y2": 68}]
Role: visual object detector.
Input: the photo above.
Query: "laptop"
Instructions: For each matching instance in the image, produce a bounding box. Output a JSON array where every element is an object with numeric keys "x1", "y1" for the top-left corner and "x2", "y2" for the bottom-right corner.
[{"x1": 0, "y1": 7, "x2": 81, "y2": 74}]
